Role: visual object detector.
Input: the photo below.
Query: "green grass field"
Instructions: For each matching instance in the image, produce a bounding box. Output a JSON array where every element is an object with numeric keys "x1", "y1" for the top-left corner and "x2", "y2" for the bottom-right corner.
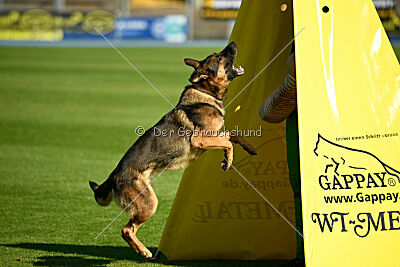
[
  {"x1": 0, "y1": 46, "x2": 216, "y2": 266},
  {"x1": 0, "y1": 46, "x2": 399, "y2": 266}
]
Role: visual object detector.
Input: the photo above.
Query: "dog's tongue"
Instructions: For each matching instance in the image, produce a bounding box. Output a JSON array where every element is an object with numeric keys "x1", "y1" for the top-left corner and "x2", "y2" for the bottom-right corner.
[{"x1": 234, "y1": 66, "x2": 245, "y2": 76}]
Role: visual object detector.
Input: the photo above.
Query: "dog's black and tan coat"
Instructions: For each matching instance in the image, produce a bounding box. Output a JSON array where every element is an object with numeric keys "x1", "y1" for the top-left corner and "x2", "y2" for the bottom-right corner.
[{"x1": 89, "y1": 42, "x2": 256, "y2": 258}]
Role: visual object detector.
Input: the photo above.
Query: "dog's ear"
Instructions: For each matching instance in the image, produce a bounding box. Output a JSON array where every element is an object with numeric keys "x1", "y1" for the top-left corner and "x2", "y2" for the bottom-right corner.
[{"x1": 184, "y1": 58, "x2": 200, "y2": 69}]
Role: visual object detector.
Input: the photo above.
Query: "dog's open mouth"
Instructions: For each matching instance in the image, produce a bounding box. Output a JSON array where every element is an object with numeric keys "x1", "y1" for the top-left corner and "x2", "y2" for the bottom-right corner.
[{"x1": 233, "y1": 65, "x2": 245, "y2": 76}]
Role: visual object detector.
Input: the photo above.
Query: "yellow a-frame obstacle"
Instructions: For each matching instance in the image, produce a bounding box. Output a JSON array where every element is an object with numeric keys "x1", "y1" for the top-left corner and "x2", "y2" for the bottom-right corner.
[{"x1": 158, "y1": 0, "x2": 400, "y2": 266}]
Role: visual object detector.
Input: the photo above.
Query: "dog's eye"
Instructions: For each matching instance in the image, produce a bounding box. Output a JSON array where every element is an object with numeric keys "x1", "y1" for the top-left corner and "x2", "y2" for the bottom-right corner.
[{"x1": 218, "y1": 56, "x2": 222, "y2": 61}]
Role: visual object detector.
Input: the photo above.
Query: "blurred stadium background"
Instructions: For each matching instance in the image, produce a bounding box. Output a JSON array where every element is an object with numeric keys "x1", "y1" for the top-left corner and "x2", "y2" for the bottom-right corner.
[{"x1": 0, "y1": 0, "x2": 399, "y2": 45}]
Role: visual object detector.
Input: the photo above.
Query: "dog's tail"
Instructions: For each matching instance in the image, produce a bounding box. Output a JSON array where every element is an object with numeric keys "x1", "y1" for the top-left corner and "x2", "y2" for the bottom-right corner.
[{"x1": 89, "y1": 177, "x2": 113, "y2": 206}]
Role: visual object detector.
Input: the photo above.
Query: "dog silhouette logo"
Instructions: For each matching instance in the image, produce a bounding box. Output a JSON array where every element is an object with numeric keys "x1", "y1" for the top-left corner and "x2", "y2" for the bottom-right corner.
[{"x1": 314, "y1": 134, "x2": 400, "y2": 190}]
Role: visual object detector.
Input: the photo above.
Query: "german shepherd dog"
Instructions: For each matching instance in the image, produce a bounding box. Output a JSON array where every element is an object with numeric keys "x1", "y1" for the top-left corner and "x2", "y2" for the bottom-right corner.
[{"x1": 89, "y1": 42, "x2": 257, "y2": 258}]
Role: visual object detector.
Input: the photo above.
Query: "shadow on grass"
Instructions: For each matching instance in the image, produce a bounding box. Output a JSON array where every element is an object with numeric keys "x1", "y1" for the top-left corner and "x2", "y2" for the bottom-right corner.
[
  {"x1": 1, "y1": 243, "x2": 304, "y2": 266},
  {"x1": 1, "y1": 243, "x2": 150, "y2": 264},
  {"x1": 33, "y1": 256, "x2": 111, "y2": 266}
]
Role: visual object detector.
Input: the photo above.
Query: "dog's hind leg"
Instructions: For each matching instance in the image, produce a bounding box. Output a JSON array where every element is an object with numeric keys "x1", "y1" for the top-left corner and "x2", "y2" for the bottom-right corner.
[
  {"x1": 120, "y1": 181, "x2": 158, "y2": 258},
  {"x1": 122, "y1": 220, "x2": 152, "y2": 258}
]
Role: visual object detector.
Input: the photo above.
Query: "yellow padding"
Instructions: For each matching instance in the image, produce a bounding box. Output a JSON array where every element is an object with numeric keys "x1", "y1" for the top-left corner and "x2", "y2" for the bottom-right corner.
[
  {"x1": 158, "y1": 0, "x2": 297, "y2": 260},
  {"x1": 294, "y1": 0, "x2": 400, "y2": 266}
]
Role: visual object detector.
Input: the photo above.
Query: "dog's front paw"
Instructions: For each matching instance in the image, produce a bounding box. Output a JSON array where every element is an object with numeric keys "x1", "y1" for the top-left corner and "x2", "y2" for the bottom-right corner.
[{"x1": 221, "y1": 158, "x2": 231, "y2": 171}]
